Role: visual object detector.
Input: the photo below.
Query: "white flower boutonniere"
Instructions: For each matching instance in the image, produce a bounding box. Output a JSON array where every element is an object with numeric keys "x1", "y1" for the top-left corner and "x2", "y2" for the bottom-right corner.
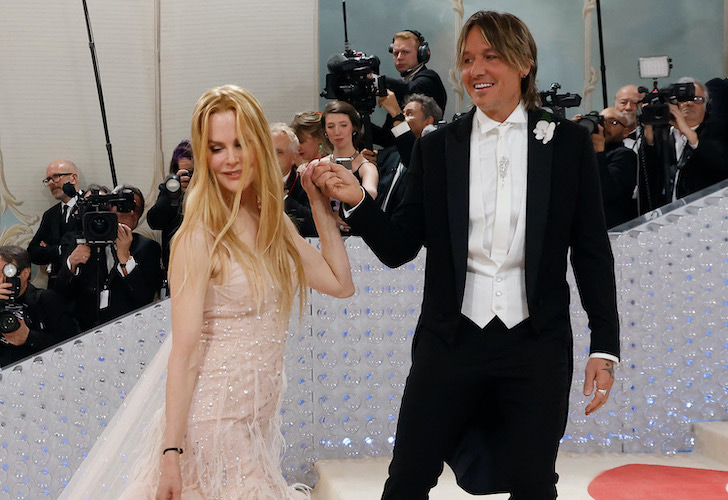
[{"x1": 533, "y1": 119, "x2": 556, "y2": 144}]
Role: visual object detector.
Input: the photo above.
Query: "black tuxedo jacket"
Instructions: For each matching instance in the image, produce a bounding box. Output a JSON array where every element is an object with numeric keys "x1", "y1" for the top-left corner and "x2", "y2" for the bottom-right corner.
[
  {"x1": 28, "y1": 201, "x2": 80, "y2": 278},
  {"x1": 55, "y1": 233, "x2": 162, "y2": 331},
  {"x1": 347, "y1": 108, "x2": 620, "y2": 491}
]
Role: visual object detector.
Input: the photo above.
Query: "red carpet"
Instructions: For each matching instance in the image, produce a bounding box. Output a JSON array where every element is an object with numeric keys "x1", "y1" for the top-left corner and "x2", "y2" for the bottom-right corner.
[{"x1": 588, "y1": 464, "x2": 728, "y2": 499}]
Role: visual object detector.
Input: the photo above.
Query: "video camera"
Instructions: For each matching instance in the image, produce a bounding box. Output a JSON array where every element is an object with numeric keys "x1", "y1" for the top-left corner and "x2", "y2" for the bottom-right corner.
[
  {"x1": 0, "y1": 263, "x2": 25, "y2": 335},
  {"x1": 63, "y1": 183, "x2": 136, "y2": 245},
  {"x1": 539, "y1": 83, "x2": 582, "y2": 120},
  {"x1": 320, "y1": 1, "x2": 387, "y2": 116},
  {"x1": 637, "y1": 83, "x2": 696, "y2": 126},
  {"x1": 160, "y1": 168, "x2": 193, "y2": 206}
]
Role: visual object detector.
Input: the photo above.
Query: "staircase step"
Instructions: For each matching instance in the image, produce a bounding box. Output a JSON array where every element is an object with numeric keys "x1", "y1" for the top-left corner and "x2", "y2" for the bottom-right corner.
[{"x1": 694, "y1": 421, "x2": 728, "y2": 466}]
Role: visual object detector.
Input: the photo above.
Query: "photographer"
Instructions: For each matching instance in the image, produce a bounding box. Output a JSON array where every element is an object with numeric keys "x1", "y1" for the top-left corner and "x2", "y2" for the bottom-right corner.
[
  {"x1": 373, "y1": 30, "x2": 447, "y2": 148},
  {"x1": 56, "y1": 185, "x2": 162, "y2": 331},
  {"x1": 28, "y1": 160, "x2": 82, "y2": 289},
  {"x1": 0, "y1": 246, "x2": 79, "y2": 368},
  {"x1": 575, "y1": 108, "x2": 638, "y2": 227},
  {"x1": 147, "y1": 140, "x2": 192, "y2": 269},
  {"x1": 641, "y1": 77, "x2": 728, "y2": 206}
]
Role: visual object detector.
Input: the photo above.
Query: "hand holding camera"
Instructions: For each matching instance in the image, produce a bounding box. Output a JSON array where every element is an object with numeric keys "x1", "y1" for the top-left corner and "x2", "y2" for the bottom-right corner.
[
  {"x1": 115, "y1": 223, "x2": 133, "y2": 264},
  {"x1": 68, "y1": 243, "x2": 91, "y2": 273}
]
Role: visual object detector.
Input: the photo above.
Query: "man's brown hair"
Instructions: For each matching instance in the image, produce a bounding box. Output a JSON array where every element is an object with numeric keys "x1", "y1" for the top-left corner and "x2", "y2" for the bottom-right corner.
[{"x1": 456, "y1": 11, "x2": 541, "y2": 111}]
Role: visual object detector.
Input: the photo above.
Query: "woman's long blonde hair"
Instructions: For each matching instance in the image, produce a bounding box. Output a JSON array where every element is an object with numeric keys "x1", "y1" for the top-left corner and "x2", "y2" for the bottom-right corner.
[{"x1": 170, "y1": 84, "x2": 306, "y2": 315}]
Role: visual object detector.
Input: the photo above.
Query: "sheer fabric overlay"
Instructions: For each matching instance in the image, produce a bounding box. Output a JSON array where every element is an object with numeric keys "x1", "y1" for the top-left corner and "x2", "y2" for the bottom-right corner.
[{"x1": 61, "y1": 259, "x2": 309, "y2": 499}]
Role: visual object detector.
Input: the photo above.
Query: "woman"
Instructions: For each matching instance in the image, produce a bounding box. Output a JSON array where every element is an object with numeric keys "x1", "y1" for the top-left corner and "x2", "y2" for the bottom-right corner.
[
  {"x1": 290, "y1": 111, "x2": 330, "y2": 164},
  {"x1": 148, "y1": 139, "x2": 194, "y2": 270},
  {"x1": 322, "y1": 100, "x2": 378, "y2": 199},
  {"x1": 61, "y1": 85, "x2": 354, "y2": 500}
]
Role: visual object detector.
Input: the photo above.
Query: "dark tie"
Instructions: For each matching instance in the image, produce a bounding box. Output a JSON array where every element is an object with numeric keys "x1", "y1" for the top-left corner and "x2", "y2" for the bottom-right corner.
[{"x1": 61, "y1": 205, "x2": 68, "y2": 229}]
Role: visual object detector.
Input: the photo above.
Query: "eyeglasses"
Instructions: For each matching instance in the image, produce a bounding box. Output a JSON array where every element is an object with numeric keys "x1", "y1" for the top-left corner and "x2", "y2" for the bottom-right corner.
[
  {"x1": 606, "y1": 118, "x2": 627, "y2": 128},
  {"x1": 691, "y1": 96, "x2": 706, "y2": 104},
  {"x1": 42, "y1": 172, "x2": 73, "y2": 186}
]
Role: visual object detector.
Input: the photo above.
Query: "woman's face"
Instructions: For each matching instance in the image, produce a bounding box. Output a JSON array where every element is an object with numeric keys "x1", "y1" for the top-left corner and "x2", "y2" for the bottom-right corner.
[
  {"x1": 298, "y1": 132, "x2": 322, "y2": 162},
  {"x1": 325, "y1": 113, "x2": 354, "y2": 150},
  {"x1": 207, "y1": 110, "x2": 254, "y2": 199}
]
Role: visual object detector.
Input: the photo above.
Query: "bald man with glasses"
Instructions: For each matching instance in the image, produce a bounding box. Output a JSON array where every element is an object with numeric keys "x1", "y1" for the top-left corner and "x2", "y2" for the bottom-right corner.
[{"x1": 28, "y1": 160, "x2": 81, "y2": 289}]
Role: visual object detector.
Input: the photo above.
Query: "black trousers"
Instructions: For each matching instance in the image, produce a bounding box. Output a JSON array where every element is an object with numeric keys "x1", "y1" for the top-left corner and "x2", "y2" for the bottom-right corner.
[{"x1": 381, "y1": 315, "x2": 572, "y2": 500}]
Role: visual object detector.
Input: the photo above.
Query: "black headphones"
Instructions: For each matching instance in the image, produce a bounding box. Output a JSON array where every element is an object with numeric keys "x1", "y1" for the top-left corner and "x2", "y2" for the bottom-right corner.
[{"x1": 389, "y1": 29, "x2": 431, "y2": 65}]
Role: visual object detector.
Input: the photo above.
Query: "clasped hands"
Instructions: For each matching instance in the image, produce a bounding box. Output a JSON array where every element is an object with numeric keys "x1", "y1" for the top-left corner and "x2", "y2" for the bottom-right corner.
[{"x1": 300, "y1": 158, "x2": 365, "y2": 208}]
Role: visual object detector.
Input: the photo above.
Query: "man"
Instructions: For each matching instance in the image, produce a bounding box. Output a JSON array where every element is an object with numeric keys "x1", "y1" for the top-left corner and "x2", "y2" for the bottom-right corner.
[
  {"x1": 271, "y1": 123, "x2": 316, "y2": 236},
  {"x1": 614, "y1": 84, "x2": 643, "y2": 151},
  {"x1": 576, "y1": 108, "x2": 638, "y2": 228},
  {"x1": 27, "y1": 160, "x2": 81, "y2": 289},
  {"x1": 312, "y1": 11, "x2": 619, "y2": 499},
  {"x1": 375, "y1": 92, "x2": 442, "y2": 214},
  {"x1": 0, "y1": 246, "x2": 79, "y2": 367},
  {"x1": 55, "y1": 185, "x2": 162, "y2": 331},
  {"x1": 642, "y1": 77, "x2": 728, "y2": 207},
  {"x1": 374, "y1": 30, "x2": 447, "y2": 148}
]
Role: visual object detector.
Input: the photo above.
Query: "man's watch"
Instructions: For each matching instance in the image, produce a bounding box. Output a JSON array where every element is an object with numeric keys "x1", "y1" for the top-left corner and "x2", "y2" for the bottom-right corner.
[{"x1": 392, "y1": 113, "x2": 405, "y2": 123}]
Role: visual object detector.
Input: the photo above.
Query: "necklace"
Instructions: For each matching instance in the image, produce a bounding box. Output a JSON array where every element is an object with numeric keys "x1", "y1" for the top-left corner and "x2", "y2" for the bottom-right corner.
[{"x1": 330, "y1": 151, "x2": 359, "y2": 161}]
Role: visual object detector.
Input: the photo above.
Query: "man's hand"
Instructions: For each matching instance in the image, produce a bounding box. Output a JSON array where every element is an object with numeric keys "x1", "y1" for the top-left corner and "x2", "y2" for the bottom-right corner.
[
  {"x1": 379, "y1": 90, "x2": 403, "y2": 120},
  {"x1": 115, "y1": 223, "x2": 133, "y2": 264},
  {"x1": 310, "y1": 158, "x2": 365, "y2": 207},
  {"x1": 0, "y1": 282, "x2": 14, "y2": 302},
  {"x1": 68, "y1": 244, "x2": 91, "y2": 273},
  {"x1": 668, "y1": 103, "x2": 699, "y2": 146},
  {"x1": 591, "y1": 125, "x2": 606, "y2": 153},
  {"x1": 361, "y1": 149, "x2": 378, "y2": 166},
  {"x1": 583, "y1": 357, "x2": 615, "y2": 415},
  {"x1": 39, "y1": 241, "x2": 48, "y2": 247},
  {"x1": 2, "y1": 317, "x2": 30, "y2": 346}
]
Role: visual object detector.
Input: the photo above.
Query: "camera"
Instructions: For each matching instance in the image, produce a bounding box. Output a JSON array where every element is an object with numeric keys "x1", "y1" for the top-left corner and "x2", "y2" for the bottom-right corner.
[
  {"x1": 538, "y1": 83, "x2": 582, "y2": 119},
  {"x1": 65, "y1": 184, "x2": 136, "y2": 245},
  {"x1": 160, "y1": 168, "x2": 193, "y2": 206},
  {"x1": 320, "y1": 1, "x2": 387, "y2": 116},
  {"x1": 321, "y1": 51, "x2": 387, "y2": 116},
  {"x1": 638, "y1": 83, "x2": 695, "y2": 126},
  {"x1": 576, "y1": 111, "x2": 605, "y2": 135},
  {"x1": 0, "y1": 263, "x2": 24, "y2": 335}
]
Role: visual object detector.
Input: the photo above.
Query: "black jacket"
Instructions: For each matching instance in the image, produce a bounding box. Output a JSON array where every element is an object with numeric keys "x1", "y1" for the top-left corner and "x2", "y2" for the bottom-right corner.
[
  {"x1": 597, "y1": 142, "x2": 638, "y2": 228},
  {"x1": 146, "y1": 189, "x2": 183, "y2": 269},
  {"x1": 0, "y1": 283, "x2": 79, "y2": 368},
  {"x1": 28, "y1": 201, "x2": 81, "y2": 283},
  {"x1": 284, "y1": 168, "x2": 317, "y2": 237},
  {"x1": 55, "y1": 233, "x2": 162, "y2": 332},
  {"x1": 375, "y1": 129, "x2": 417, "y2": 215}
]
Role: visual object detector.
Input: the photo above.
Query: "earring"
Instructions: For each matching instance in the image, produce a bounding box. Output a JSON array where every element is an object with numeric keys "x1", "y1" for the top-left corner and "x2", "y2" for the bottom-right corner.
[{"x1": 318, "y1": 144, "x2": 323, "y2": 151}]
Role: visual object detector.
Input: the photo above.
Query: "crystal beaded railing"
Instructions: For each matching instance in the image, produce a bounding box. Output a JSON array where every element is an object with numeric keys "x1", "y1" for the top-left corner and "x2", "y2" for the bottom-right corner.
[{"x1": 2, "y1": 191, "x2": 728, "y2": 497}]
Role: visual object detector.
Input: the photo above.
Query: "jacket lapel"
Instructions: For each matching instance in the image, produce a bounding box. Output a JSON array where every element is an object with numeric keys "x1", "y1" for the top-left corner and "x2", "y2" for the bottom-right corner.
[
  {"x1": 525, "y1": 110, "x2": 553, "y2": 302},
  {"x1": 446, "y1": 108, "x2": 475, "y2": 307}
]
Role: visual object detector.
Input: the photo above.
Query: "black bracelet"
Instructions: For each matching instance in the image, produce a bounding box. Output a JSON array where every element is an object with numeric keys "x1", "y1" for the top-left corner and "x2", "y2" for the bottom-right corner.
[
  {"x1": 392, "y1": 113, "x2": 405, "y2": 123},
  {"x1": 162, "y1": 447, "x2": 183, "y2": 455}
]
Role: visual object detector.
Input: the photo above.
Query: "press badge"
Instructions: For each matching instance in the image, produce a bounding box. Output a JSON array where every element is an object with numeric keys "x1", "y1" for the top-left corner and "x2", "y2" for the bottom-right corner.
[{"x1": 100, "y1": 289, "x2": 110, "y2": 309}]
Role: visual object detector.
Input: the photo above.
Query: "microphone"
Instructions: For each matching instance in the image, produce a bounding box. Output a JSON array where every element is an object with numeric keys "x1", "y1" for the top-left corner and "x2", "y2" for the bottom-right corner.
[{"x1": 62, "y1": 182, "x2": 79, "y2": 199}]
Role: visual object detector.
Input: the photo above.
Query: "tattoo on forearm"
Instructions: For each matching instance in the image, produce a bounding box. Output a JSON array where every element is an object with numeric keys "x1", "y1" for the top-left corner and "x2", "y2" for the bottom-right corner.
[{"x1": 601, "y1": 361, "x2": 614, "y2": 380}]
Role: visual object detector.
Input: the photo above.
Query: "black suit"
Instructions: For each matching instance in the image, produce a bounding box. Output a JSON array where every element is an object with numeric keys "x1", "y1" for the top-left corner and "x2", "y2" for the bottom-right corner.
[
  {"x1": 27, "y1": 201, "x2": 80, "y2": 287},
  {"x1": 55, "y1": 234, "x2": 162, "y2": 332},
  {"x1": 376, "y1": 130, "x2": 416, "y2": 215},
  {"x1": 147, "y1": 189, "x2": 183, "y2": 270},
  {"x1": 639, "y1": 121, "x2": 728, "y2": 208},
  {"x1": 374, "y1": 66, "x2": 447, "y2": 148},
  {"x1": 597, "y1": 142, "x2": 638, "y2": 228},
  {"x1": 284, "y1": 168, "x2": 317, "y2": 237},
  {"x1": 0, "y1": 283, "x2": 79, "y2": 368},
  {"x1": 346, "y1": 109, "x2": 619, "y2": 498}
]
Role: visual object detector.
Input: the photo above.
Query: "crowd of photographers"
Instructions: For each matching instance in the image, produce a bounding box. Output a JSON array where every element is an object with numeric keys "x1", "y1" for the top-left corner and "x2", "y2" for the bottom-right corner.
[{"x1": 3, "y1": 27, "x2": 726, "y2": 367}]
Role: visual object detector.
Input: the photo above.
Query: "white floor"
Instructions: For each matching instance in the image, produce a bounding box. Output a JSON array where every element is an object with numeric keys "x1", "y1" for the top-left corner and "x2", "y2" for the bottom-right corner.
[{"x1": 312, "y1": 451, "x2": 728, "y2": 500}]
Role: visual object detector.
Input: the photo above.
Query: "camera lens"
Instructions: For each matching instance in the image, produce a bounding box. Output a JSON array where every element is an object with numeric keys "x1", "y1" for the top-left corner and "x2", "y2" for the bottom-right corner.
[
  {"x1": 0, "y1": 311, "x2": 19, "y2": 334},
  {"x1": 89, "y1": 214, "x2": 111, "y2": 236}
]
